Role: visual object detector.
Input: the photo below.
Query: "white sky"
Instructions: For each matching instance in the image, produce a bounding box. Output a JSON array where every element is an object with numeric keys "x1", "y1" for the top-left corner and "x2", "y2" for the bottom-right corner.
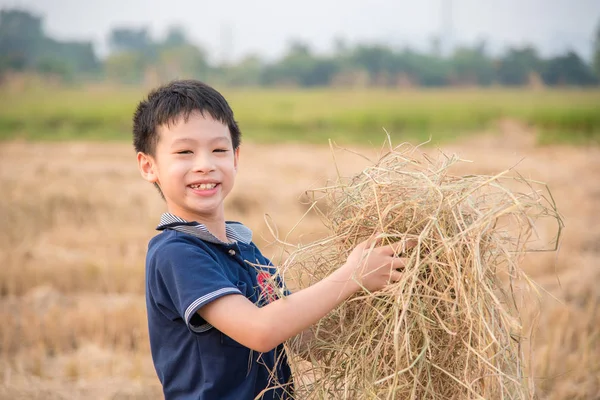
[{"x1": 2, "y1": 0, "x2": 599, "y2": 62}]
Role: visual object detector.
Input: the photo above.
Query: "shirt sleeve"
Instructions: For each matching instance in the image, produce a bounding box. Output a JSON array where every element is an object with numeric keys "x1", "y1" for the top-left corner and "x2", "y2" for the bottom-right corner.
[{"x1": 149, "y1": 240, "x2": 242, "y2": 333}]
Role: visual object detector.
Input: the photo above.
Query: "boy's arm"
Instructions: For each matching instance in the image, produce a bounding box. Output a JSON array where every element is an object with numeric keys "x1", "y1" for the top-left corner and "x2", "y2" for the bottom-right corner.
[{"x1": 199, "y1": 238, "x2": 411, "y2": 353}]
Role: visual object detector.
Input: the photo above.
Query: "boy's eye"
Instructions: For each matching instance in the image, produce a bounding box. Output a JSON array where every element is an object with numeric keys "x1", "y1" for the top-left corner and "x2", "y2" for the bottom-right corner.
[
  {"x1": 213, "y1": 149, "x2": 228, "y2": 153},
  {"x1": 176, "y1": 150, "x2": 193, "y2": 154}
]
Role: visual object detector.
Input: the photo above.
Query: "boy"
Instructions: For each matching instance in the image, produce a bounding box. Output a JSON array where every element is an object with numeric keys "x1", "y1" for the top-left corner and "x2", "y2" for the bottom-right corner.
[{"x1": 134, "y1": 80, "x2": 409, "y2": 399}]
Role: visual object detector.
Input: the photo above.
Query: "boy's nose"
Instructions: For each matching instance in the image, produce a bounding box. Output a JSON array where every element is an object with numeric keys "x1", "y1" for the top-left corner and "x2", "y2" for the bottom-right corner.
[{"x1": 192, "y1": 155, "x2": 216, "y2": 173}]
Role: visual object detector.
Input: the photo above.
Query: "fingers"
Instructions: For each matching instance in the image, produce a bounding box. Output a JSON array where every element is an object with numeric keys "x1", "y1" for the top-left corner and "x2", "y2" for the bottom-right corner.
[
  {"x1": 366, "y1": 231, "x2": 382, "y2": 245},
  {"x1": 356, "y1": 233, "x2": 380, "y2": 253},
  {"x1": 388, "y1": 270, "x2": 403, "y2": 283},
  {"x1": 388, "y1": 254, "x2": 408, "y2": 284},
  {"x1": 390, "y1": 257, "x2": 406, "y2": 271},
  {"x1": 382, "y1": 238, "x2": 418, "y2": 256},
  {"x1": 359, "y1": 234, "x2": 417, "y2": 254}
]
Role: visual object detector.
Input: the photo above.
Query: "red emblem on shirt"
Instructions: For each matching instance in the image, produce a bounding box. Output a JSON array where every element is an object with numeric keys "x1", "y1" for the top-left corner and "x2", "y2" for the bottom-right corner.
[{"x1": 256, "y1": 271, "x2": 277, "y2": 303}]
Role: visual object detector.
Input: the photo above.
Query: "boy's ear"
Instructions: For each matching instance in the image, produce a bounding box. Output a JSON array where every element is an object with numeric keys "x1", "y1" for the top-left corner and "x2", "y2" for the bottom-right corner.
[{"x1": 137, "y1": 152, "x2": 159, "y2": 183}]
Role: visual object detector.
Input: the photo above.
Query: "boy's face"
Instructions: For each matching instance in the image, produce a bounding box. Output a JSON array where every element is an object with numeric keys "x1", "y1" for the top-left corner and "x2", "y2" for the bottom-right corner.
[{"x1": 137, "y1": 112, "x2": 239, "y2": 224}]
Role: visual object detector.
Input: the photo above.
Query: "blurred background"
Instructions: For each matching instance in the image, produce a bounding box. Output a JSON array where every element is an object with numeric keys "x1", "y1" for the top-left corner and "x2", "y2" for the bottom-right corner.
[{"x1": 0, "y1": 1, "x2": 599, "y2": 399}]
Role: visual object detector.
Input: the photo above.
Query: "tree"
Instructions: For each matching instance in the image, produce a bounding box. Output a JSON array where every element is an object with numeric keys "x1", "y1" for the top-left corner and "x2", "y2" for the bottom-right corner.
[
  {"x1": 0, "y1": 8, "x2": 98, "y2": 81},
  {"x1": 105, "y1": 27, "x2": 157, "y2": 83},
  {"x1": 261, "y1": 41, "x2": 339, "y2": 87},
  {"x1": 157, "y1": 44, "x2": 209, "y2": 81},
  {"x1": 107, "y1": 26, "x2": 158, "y2": 69},
  {"x1": 348, "y1": 45, "x2": 396, "y2": 81},
  {"x1": 542, "y1": 51, "x2": 597, "y2": 86},
  {"x1": 149, "y1": 25, "x2": 209, "y2": 81},
  {"x1": 497, "y1": 46, "x2": 542, "y2": 86},
  {"x1": 108, "y1": 27, "x2": 152, "y2": 53},
  {"x1": 593, "y1": 19, "x2": 600, "y2": 80},
  {"x1": 0, "y1": 9, "x2": 44, "y2": 71},
  {"x1": 163, "y1": 26, "x2": 188, "y2": 48},
  {"x1": 219, "y1": 54, "x2": 263, "y2": 86},
  {"x1": 43, "y1": 39, "x2": 98, "y2": 75},
  {"x1": 104, "y1": 51, "x2": 146, "y2": 84},
  {"x1": 392, "y1": 49, "x2": 450, "y2": 87},
  {"x1": 450, "y1": 41, "x2": 495, "y2": 86}
]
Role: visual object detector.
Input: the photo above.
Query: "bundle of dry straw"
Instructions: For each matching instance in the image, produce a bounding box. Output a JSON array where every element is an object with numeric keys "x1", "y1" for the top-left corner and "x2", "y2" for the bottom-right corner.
[{"x1": 277, "y1": 142, "x2": 562, "y2": 399}]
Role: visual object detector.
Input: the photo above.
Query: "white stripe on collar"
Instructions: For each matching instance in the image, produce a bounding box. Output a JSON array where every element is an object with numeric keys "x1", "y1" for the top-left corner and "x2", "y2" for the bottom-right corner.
[{"x1": 157, "y1": 213, "x2": 252, "y2": 245}]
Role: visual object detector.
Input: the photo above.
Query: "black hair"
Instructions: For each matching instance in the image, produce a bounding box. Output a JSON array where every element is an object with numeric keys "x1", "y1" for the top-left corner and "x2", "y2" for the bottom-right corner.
[{"x1": 133, "y1": 79, "x2": 241, "y2": 156}]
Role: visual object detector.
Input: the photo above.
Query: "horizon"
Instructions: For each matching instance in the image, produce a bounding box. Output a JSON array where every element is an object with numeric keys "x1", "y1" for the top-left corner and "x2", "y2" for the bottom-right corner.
[{"x1": 1, "y1": 0, "x2": 599, "y2": 62}]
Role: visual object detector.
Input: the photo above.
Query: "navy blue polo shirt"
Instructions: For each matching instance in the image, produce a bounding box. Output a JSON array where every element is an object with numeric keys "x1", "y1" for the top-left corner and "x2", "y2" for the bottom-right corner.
[{"x1": 145, "y1": 213, "x2": 293, "y2": 400}]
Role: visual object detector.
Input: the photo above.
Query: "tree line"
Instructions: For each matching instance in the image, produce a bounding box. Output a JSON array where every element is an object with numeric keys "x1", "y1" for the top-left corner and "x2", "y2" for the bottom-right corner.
[{"x1": 1, "y1": 8, "x2": 600, "y2": 87}]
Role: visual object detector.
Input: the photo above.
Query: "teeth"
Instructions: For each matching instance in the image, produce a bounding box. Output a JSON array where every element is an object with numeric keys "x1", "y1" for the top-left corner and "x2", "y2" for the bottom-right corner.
[{"x1": 191, "y1": 183, "x2": 217, "y2": 190}]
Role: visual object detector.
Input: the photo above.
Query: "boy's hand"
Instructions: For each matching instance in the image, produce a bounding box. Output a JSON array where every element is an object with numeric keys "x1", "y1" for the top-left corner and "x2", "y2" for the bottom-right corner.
[{"x1": 341, "y1": 236, "x2": 417, "y2": 292}]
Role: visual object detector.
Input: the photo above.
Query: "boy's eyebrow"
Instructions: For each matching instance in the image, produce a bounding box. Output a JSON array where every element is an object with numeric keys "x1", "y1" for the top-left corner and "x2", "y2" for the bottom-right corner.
[
  {"x1": 170, "y1": 138, "x2": 196, "y2": 147},
  {"x1": 170, "y1": 136, "x2": 231, "y2": 147},
  {"x1": 209, "y1": 136, "x2": 231, "y2": 144}
]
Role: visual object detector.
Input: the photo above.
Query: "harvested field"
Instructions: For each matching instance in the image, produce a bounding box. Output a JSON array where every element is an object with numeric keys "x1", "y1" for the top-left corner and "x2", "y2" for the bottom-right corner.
[{"x1": 1, "y1": 121, "x2": 599, "y2": 399}]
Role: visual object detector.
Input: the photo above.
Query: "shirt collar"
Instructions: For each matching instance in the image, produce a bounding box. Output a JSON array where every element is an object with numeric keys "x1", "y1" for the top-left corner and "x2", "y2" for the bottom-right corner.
[{"x1": 156, "y1": 212, "x2": 252, "y2": 245}]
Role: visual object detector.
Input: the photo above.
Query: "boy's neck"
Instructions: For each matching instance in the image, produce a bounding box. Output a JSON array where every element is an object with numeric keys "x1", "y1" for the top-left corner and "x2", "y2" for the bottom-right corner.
[
  {"x1": 168, "y1": 209, "x2": 230, "y2": 243},
  {"x1": 200, "y1": 219, "x2": 229, "y2": 243}
]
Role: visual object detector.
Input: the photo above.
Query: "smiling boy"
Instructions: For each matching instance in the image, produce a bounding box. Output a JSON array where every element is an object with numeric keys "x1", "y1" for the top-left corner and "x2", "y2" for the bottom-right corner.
[{"x1": 134, "y1": 80, "x2": 410, "y2": 400}]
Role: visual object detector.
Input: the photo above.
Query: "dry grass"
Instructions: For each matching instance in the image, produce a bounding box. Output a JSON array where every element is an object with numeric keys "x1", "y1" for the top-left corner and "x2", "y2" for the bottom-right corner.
[
  {"x1": 280, "y1": 141, "x2": 562, "y2": 399},
  {"x1": 0, "y1": 123, "x2": 599, "y2": 399}
]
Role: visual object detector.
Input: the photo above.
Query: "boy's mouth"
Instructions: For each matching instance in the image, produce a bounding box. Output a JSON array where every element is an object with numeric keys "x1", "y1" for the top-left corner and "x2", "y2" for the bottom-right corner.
[{"x1": 189, "y1": 183, "x2": 218, "y2": 190}]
